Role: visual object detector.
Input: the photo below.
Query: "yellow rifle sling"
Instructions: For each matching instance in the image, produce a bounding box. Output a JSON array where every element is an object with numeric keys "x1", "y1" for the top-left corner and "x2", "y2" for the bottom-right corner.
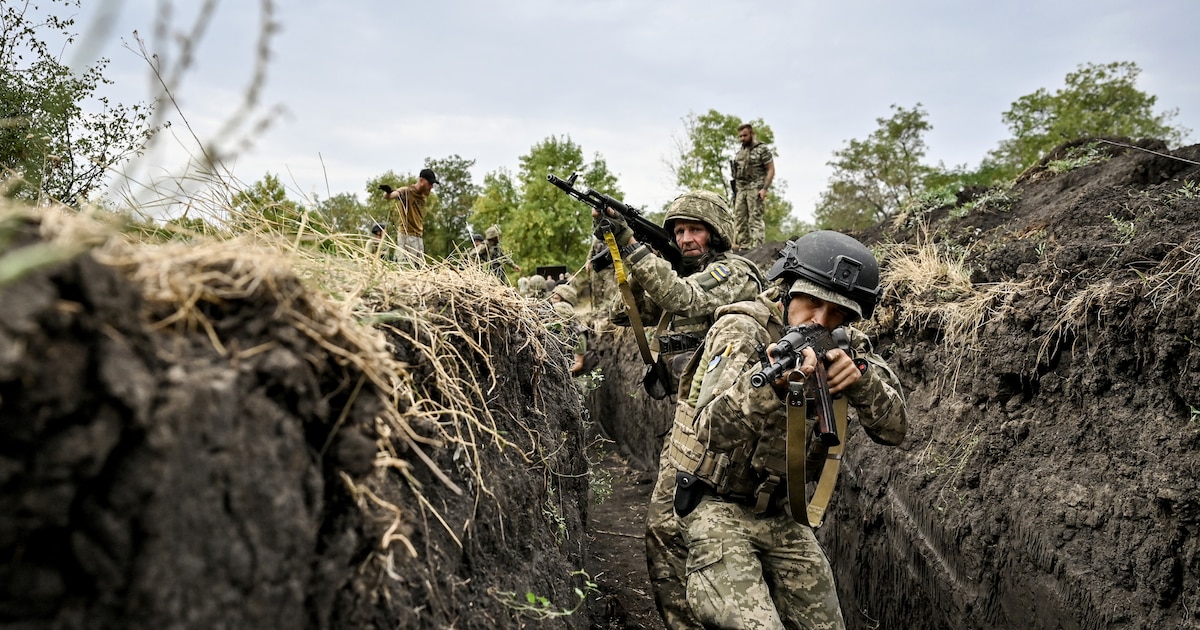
[{"x1": 604, "y1": 230, "x2": 654, "y2": 364}]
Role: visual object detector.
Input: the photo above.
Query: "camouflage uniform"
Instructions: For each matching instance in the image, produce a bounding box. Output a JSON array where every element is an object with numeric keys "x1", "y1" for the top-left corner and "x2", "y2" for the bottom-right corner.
[
  {"x1": 664, "y1": 288, "x2": 907, "y2": 629},
  {"x1": 614, "y1": 192, "x2": 762, "y2": 630},
  {"x1": 732, "y1": 141, "x2": 773, "y2": 250},
  {"x1": 484, "y1": 225, "x2": 517, "y2": 281}
]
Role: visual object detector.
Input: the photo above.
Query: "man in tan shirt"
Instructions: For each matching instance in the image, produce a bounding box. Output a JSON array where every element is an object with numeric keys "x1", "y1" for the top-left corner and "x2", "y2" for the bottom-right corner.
[{"x1": 379, "y1": 167, "x2": 437, "y2": 258}]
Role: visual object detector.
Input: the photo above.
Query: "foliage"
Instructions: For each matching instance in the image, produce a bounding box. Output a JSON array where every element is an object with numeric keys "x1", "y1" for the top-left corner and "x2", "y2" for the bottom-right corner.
[
  {"x1": 491, "y1": 570, "x2": 599, "y2": 621},
  {"x1": 314, "y1": 191, "x2": 370, "y2": 234},
  {"x1": 1, "y1": 0, "x2": 160, "y2": 203},
  {"x1": 422, "y1": 154, "x2": 480, "y2": 260},
  {"x1": 230, "y1": 172, "x2": 307, "y2": 232},
  {"x1": 668, "y1": 109, "x2": 773, "y2": 198},
  {"x1": 471, "y1": 167, "x2": 519, "y2": 234},
  {"x1": 472, "y1": 135, "x2": 620, "y2": 273},
  {"x1": 815, "y1": 104, "x2": 934, "y2": 230},
  {"x1": 984, "y1": 61, "x2": 1190, "y2": 179},
  {"x1": 667, "y1": 109, "x2": 800, "y2": 241}
]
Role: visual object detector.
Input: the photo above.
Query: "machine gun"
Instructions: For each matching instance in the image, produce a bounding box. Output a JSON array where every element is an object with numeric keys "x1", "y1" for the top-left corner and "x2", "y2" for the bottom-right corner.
[
  {"x1": 547, "y1": 172, "x2": 683, "y2": 271},
  {"x1": 750, "y1": 324, "x2": 848, "y2": 447}
]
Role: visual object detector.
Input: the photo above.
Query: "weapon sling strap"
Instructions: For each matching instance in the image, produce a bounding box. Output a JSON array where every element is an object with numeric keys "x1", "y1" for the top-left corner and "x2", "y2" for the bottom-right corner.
[
  {"x1": 603, "y1": 230, "x2": 654, "y2": 364},
  {"x1": 785, "y1": 382, "x2": 849, "y2": 529}
]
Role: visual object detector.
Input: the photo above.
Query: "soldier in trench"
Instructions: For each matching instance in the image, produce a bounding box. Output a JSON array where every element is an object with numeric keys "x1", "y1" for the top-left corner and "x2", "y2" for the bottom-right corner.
[
  {"x1": 663, "y1": 230, "x2": 908, "y2": 628},
  {"x1": 592, "y1": 190, "x2": 762, "y2": 629}
]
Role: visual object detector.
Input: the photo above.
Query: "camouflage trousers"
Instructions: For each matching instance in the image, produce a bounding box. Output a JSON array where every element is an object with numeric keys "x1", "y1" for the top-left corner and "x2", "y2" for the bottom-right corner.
[
  {"x1": 646, "y1": 443, "x2": 704, "y2": 629},
  {"x1": 732, "y1": 189, "x2": 766, "y2": 250},
  {"x1": 679, "y1": 498, "x2": 845, "y2": 630}
]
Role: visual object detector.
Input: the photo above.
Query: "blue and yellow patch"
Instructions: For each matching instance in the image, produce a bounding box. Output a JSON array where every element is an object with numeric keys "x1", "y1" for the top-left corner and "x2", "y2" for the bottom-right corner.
[{"x1": 709, "y1": 264, "x2": 731, "y2": 283}]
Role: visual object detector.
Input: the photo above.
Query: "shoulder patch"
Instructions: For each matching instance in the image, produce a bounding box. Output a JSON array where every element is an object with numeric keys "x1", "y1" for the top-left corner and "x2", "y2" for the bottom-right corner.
[{"x1": 696, "y1": 263, "x2": 733, "y2": 290}]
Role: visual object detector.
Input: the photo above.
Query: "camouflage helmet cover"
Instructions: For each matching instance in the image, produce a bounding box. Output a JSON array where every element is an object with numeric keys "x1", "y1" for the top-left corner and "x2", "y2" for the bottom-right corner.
[
  {"x1": 551, "y1": 301, "x2": 575, "y2": 320},
  {"x1": 485, "y1": 224, "x2": 501, "y2": 240},
  {"x1": 528, "y1": 274, "x2": 547, "y2": 292},
  {"x1": 663, "y1": 191, "x2": 734, "y2": 251},
  {"x1": 552, "y1": 283, "x2": 578, "y2": 306}
]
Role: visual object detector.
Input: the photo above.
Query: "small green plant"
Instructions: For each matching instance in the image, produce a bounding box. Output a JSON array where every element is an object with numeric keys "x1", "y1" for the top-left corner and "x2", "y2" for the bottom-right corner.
[
  {"x1": 542, "y1": 487, "x2": 567, "y2": 544},
  {"x1": 491, "y1": 570, "x2": 599, "y2": 620},
  {"x1": 1046, "y1": 143, "x2": 1110, "y2": 174},
  {"x1": 1106, "y1": 212, "x2": 1137, "y2": 243},
  {"x1": 1190, "y1": 405, "x2": 1200, "y2": 432},
  {"x1": 1166, "y1": 180, "x2": 1199, "y2": 203}
]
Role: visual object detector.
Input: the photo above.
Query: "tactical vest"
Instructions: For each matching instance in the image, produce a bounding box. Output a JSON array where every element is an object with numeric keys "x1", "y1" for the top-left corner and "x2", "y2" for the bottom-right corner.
[
  {"x1": 650, "y1": 253, "x2": 765, "y2": 398},
  {"x1": 734, "y1": 141, "x2": 769, "y2": 187},
  {"x1": 667, "y1": 308, "x2": 786, "y2": 503}
]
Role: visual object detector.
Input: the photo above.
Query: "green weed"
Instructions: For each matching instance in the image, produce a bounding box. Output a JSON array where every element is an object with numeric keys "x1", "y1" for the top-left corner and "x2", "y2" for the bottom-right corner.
[
  {"x1": 1046, "y1": 143, "x2": 1110, "y2": 174},
  {"x1": 1106, "y1": 213, "x2": 1136, "y2": 243},
  {"x1": 491, "y1": 570, "x2": 599, "y2": 621}
]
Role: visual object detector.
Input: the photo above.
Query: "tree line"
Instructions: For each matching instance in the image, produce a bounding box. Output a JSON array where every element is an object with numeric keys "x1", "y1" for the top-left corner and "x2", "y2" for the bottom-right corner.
[{"x1": 2, "y1": 3, "x2": 1191, "y2": 274}]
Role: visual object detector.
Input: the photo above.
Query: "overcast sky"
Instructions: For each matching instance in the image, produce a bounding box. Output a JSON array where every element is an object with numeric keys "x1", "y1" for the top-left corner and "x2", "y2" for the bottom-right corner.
[{"x1": 67, "y1": 0, "x2": 1200, "y2": 223}]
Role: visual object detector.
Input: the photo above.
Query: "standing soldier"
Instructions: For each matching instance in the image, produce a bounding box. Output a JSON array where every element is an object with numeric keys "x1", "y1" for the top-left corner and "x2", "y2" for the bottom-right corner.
[
  {"x1": 484, "y1": 224, "x2": 521, "y2": 281},
  {"x1": 379, "y1": 167, "x2": 438, "y2": 258},
  {"x1": 731, "y1": 123, "x2": 775, "y2": 250},
  {"x1": 592, "y1": 191, "x2": 762, "y2": 629},
  {"x1": 666, "y1": 231, "x2": 908, "y2": 627}
]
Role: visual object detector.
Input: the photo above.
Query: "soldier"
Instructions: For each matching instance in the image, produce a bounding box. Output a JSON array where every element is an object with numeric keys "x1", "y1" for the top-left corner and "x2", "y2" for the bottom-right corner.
[
  {"x1": 378, "y1": 168, "x2": 438, "y2": 258},
  {"x1": 666, "y1": 230, "x2": 908, "y2": 628},
  {"x1": 549, "y1": 284, "x2": 589, "y2": 376},
  {"x1": 731, "y1": 123, "x2": 775, "y2": 250},
  {"x1": 592, "y1": 190, "x2": 762, "y2": 629},
  {"x1": 484, "y1": 224, "x2": 521, "y2": 281}
]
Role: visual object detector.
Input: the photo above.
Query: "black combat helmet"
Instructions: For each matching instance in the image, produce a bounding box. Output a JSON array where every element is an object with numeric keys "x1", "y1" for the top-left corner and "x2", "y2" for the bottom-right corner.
[{"x1": 766, "y1": 230, "x2": 881, "y2": 321}]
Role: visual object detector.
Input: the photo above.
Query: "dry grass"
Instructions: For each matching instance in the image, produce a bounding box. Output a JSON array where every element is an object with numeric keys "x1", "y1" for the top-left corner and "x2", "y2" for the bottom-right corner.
[{"x1": 4, "y1": 197, "x2": 576, "y2": 562}]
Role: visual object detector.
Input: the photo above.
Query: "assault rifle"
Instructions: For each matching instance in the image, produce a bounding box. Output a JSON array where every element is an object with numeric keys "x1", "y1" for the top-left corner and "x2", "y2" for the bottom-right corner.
[
  {"x1": 750, "y1": 323, "x2": 848, "y2": 446},
  {"x1": 729, "y1": 159, "x2": 738, "y2": 201},
  {"x1": 547, "y1": 173, "x2": 683, "y2": 271}
]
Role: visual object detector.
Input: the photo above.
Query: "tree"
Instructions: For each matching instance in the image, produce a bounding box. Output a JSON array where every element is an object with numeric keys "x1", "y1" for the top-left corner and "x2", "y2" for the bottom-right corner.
[
  {"x1": 814, "y1": 104, "x2": 934, "y2": 231},
  {"x1": 230, "y1": 172, "x2": 306, "y2": 232},
  {"x1": 470, "y1": 136, "x2": 620, "y2": 273},
  {"x1": 471, "y1": 168, "x2": 519, "y2": 235},
  {"x1": 422, "y1": 154, "x2": 480, "y2": 260},
  {"x1": 314, "y1": 191, "x2": 370, "y2": 234},
  {"x1": 513, "y1": 135, "x2": 620, "y2": 271},
  {"x1": 1, "y1": 0, "x2": 159, "y2": 203},
  {"x1": 985, "y1": 61, "x2": 1191, "y2": 178},
  {"x1": 667, "y1": 109, "x2": 800, "y2": 242}
]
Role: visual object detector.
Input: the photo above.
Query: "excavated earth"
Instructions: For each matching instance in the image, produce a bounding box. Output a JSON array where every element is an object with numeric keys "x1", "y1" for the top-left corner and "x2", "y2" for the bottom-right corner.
[{"x1": 2, "y1": 136, "x2": 1199, "y2": 630}]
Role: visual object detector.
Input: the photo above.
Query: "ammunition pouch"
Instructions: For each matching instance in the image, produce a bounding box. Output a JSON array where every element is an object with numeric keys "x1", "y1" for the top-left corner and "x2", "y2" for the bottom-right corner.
[{"x1": 657, "y1": 332, "x2": 702, "y2": 355}]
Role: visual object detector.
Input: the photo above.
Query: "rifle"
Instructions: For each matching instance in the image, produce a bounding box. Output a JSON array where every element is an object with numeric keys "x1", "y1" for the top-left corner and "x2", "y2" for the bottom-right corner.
[
  {"x1": 729, "y1": 159, "x2": 738, "y2": 201},
  {"x1": 750, "y1": 324, "x2": 848, "y2": 446},
  {"x1": 547, "y1": 172, "x2": 682, "y2": 271}
]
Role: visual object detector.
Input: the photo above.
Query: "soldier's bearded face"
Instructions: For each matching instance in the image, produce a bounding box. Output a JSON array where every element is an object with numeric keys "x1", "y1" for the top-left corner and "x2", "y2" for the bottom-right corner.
[
  {"x1": 786, "y1": 293, "x2": 849, "y2": 330},
  {"x1": 738, "y1": 128, "x2": 753, "y2": 145},
  {"x1": 673, "y1": 220, "x2": 710, "y2": 258}
]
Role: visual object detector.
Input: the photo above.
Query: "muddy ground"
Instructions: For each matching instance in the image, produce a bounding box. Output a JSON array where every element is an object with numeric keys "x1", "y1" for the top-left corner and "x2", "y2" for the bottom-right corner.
[{"x1": 2, "y1": 136, "x2": 1198, "y2": 629}]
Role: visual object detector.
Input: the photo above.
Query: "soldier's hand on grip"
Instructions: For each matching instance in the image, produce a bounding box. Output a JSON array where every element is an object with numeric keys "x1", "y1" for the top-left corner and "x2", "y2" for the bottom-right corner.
[{"x1": 378, "y1": 184, "x2": 393, "y2": 194}]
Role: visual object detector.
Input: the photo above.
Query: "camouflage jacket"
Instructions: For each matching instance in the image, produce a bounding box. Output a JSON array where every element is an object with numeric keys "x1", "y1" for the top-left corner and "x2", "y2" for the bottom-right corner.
[
  {"x1": 610, "y1": 248, "x2": 763, "y2": 340},
  {"x1": 667, "y1": 289, "x2": 907, "y2": 500},
  {"x1": 734, "y1": 141, "x2": 773, "y2": 189}
]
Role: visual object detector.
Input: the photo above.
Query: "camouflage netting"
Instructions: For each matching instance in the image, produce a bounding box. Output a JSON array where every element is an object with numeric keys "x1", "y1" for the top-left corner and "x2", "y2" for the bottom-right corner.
[{"x1": 0, "y1": 203, "x2": 592, "y2": 629}]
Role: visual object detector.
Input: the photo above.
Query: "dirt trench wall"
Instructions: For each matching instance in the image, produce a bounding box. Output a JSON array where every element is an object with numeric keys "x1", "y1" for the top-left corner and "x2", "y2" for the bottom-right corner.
[
  {"x1": 0, "y1": 215, "x2": 591, "y2": 629},
  {"x1": 823, "y1": 142, "x2": 1200, "y2": 629}
]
